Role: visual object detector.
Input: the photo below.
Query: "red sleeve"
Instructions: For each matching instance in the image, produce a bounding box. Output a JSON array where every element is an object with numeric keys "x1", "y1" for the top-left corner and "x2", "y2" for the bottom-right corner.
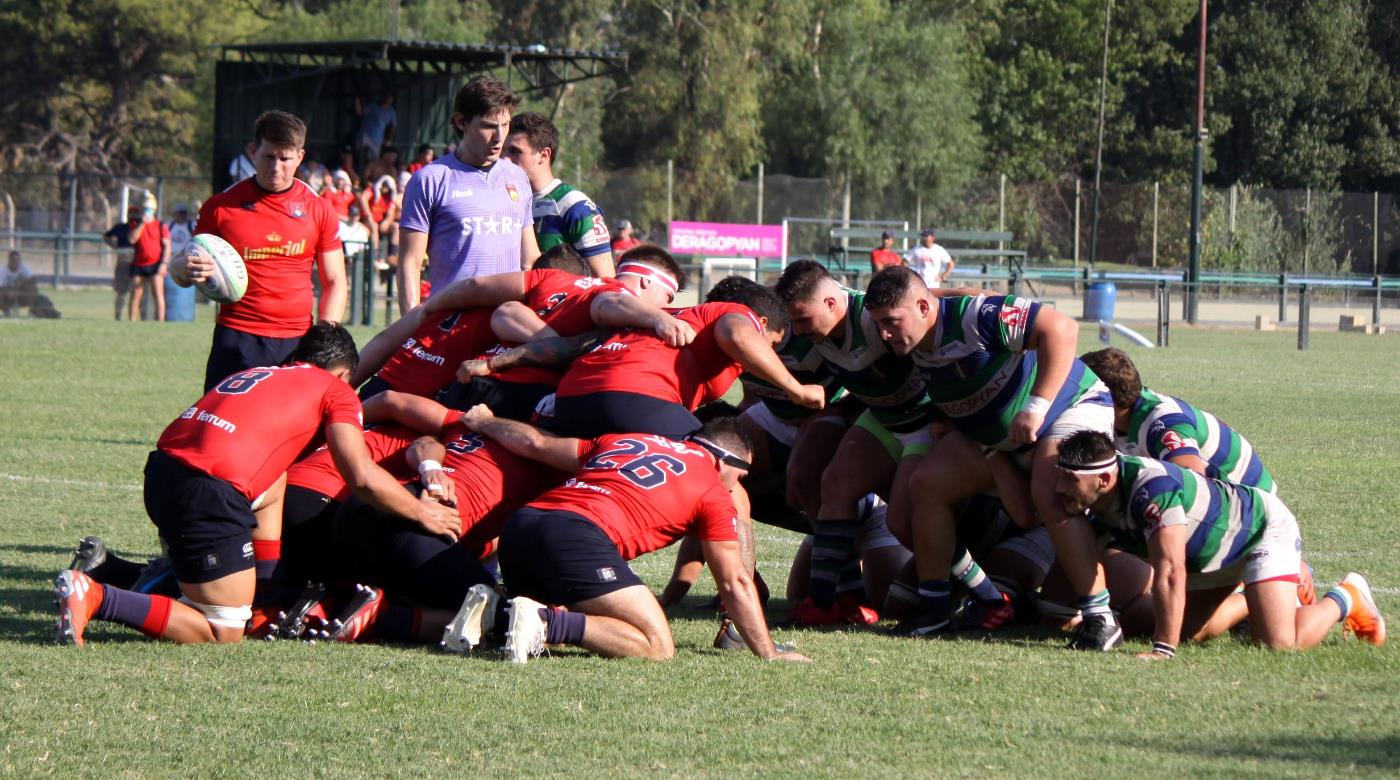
[
  {"x1": 195, "y1": 198, "x2": 218, "y2": 235},
  {"x1": 440, "y1": 409, "x2": 462, "y2": 435},
  {"x1": 576, "y1": 437, "x2": 600, "y2": 463},
  {"x1": 314, "y1": 198, "x2": 341, "y2": 255},
  {"x1": 523, "y1": 268, "x2": 552, "y2": 290},
  {"x1": 322, "y1": 380, "x2": 364, "y2": 428},
  {"x1": 693, "y1": 483, "x2": 740, "y2": 542}
]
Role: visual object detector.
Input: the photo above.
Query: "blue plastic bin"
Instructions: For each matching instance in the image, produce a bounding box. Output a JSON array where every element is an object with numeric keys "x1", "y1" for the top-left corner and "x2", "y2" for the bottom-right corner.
[
  {"x1": 164, "y1": 274, "x2": 196, "y2": 322},
  {"x1": 1083, "y1": 281, "x2": 1116, "y2": 322}
]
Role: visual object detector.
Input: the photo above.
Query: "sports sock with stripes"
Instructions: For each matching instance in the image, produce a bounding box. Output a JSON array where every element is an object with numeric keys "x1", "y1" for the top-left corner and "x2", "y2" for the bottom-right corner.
[
  {"x1": 1076, "y1": 589, "x2": 1114, "y2": 621},
  {"x1": 1323, "y1": 586, "x2": 1354, "y2": 621},
  {"x1": 809, "y1": 520, "x2": 860, "y2": 608},
  {"x1": 94, "y1": 585, "x2": 173, "y2": 638},
  {"x1": 950, "y1": 545, "x2": 1002, "y2": 604},
  {"x1": 836, "y1": 556, "x2": 865, "y2": 598}
]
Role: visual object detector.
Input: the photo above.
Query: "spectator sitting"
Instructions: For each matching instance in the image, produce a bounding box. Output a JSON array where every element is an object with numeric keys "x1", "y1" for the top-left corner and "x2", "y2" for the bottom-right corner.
[
  {"x1": 333, "y1": 145, "x2": 360, "y2": 189},
  {"x1": 339, "y1": 203, "x2": 372, "y2": 257},
  {"x1": 407, "y1": 143, "x2": 435, "y2": 174},
  {"x1": 610, "y1": 218, "x2": 642, "y2": 254},
  {"x1": 363, "y1": 144, "x2": 400, "y2": 186},
  {"x1": 0, "y1": 249, "x2": 37, "y2": 315},
  {"x1": 364, "y1": 175, "x2": 401, "y2": 272},
  {"x1": 228, "y1": 141, "x2": 256, "y2": 186},
  {"x1": 298, "y1": 157, "x2": 331, "y2": 194}
]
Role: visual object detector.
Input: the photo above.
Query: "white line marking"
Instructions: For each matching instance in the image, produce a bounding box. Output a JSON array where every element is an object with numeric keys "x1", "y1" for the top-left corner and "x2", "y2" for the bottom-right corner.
[{"x1": 0, "y1": 473, "x2": 140, "y2": 491}]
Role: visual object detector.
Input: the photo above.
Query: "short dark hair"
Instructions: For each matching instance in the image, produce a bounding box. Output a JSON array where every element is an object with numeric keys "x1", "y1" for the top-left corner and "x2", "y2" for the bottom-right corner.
[
  {"x1": 452, "y1": 76, "x2": 520, "y2": 135},
  {"x1": 705, "y1": 276, "x2": 788, "y2": 334},
  {"x1": 534, "y1": 243, "x2": 590, "y2": 277},
  {"x1": 1079, "y1": 347, "x2": 1142, "y2": 410},
  {"x1": 416, "y1": 143, "x2": 433, "y2": 156},
  {"x1": 509, "y1": 112, "x2": 559, "y2": 160},
  {"x1": 617, "y1": 244, "x2": 686, "y2": 291},
  {"x1": 1058, "y1": 430, "x2": 1118, "y2": 469},
  {"x1": 864, "y1": 266, "x2": 923, "y2": 310},
  {"x1": 254, "y1": 110, "x2": 307, "y2": 150},
  {"x1": 287, "y1": 322, "x2": 359, "y2": 373},
  {"x1": 380, "y1": 144, "x2": 398, "y2": 158},
  {"x1": 695, "y1": 415, "x2": 752, "y2": 460},
  {"x1": 774, "y1": 259, "x2": 833, "y2": 304}
]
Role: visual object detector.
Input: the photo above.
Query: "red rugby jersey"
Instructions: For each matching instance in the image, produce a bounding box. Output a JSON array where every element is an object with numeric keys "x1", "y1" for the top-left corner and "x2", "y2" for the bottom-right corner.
[
  {"x1": 440, "y1": 423, "x2": 566, "y2": 551},
  {"x1": 374, "y1": 308, "x2": 497, "y2": 397},
  {"x1": 285, "y1": 423, "x2": 422, "y2": 501},
  {"x1": 198, "y1": 178, "x2": 341, "y2": 338},
  {"x1": 555, "y1": 302, "x2": 762, "y2": 409},
  {"x1": 525, "y1": 433, "x2": 739, "y2": 560},
  {"x1": 323, "y1": 189, "x2": 356, "y2": 220},
  {"x1": 493, "y1": 268, "x2": 623, "y2": 386},
  {"x1": 157, "y1": 364, "x2": 362, "y2": 501}
]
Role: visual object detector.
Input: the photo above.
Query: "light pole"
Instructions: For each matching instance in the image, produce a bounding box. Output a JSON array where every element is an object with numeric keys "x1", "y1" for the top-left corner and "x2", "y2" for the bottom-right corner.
[
  {"x1": 1088, "y1": 0, "x2": 1112, "y2": 271},
  {"x1": 1186, "y1": 0, "x2": 1208, "y2": 324}
]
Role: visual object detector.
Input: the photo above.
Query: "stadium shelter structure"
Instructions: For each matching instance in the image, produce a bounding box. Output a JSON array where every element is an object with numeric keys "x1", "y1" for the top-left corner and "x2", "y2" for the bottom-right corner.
[{"x1": 212, "y1": 40, "x2": 626, "y2": 189}]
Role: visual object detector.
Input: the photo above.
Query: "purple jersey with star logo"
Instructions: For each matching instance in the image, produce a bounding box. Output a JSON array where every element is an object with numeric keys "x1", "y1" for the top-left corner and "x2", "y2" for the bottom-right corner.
[{"x1": 400, "y1": 153, "x2": 534, "y2": 290}]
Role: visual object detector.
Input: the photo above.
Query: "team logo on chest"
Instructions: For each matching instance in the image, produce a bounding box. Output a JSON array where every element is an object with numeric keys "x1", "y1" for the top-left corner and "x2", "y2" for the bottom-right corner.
[
  {"x1": 288, "y1": 202, "x2": 306, "y2": 219},
  {"x1": 506, "y1": 184, "x2": 520, "y2": 202}
]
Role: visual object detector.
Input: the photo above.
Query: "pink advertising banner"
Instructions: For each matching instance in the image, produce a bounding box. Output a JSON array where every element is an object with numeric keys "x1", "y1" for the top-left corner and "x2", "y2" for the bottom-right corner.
[{"x1": 668, "y1": 221, "x2": 785, "y2": 258}]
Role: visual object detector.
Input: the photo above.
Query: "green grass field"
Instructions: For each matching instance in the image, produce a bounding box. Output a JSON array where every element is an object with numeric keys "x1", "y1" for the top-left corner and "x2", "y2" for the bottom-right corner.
[{"x1": 2, "y1": 290, "x2": 1398, "y2": 777}]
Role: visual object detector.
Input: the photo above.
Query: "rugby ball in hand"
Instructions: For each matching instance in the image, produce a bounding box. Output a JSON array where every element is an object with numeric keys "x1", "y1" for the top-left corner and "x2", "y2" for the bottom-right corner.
[{"x1": 183, "y1": 234, "x2": 247, "y2": 304}]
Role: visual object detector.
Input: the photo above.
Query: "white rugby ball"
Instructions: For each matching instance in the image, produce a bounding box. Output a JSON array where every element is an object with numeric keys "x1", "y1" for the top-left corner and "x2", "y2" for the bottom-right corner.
[{"x1": 185, "y1": 233, "x2": 247, "y2": 304}]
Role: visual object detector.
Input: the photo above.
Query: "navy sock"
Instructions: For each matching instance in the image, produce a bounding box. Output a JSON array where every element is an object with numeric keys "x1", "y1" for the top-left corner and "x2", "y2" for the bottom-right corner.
[
  {"x1": 950, "y1": 545, "x2": 1002, "y2": 604},
  {"x1": 542, "y1": 608, "x2": 587, "y2": 646},
  {"x1": 917, "y1": 579, "x2": 953, "y2": 618},
  {"x1": 374, "y1": 603, "x2": 420, "y2": 642},
  {"x1": 809, "y1": 520, "x2": 860, "y2": 608}
]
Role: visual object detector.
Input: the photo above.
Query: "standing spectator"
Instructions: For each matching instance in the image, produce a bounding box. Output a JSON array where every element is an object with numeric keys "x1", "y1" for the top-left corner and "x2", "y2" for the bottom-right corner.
[
  {"x1": 870, "y1": 230, "x2": 903, "y2": 273},
  {"x1": 610, "y1": 218, "x2": 642, "y2": 255},
  {"x1": 0, "y1": 249, "x2": 36, "y2": 315},
  {"x1": 228, "y1": 141, "x2": 256, "y2": 186},
  {"x1": 355, "y1": 93, "x2": 397, "y2": 167},
  {"x1": 407, "y1": 144, "x2": 435, "y2": 174},
  {"x1": 905, "y1": 227, "x2": 956, "y2": 288},
  {"x1": 396, "y1": 75, "x2": 538, "y2": 315},
  {"x1": 126, "y1": 197, "x2": 171, "y2": 322},
  {"x1": 167, "y1": 203, "x2": 198, "y2": 262},
  {"x1": 176, "y1": 110, "x2": 347, "y2": 391},
  {"x1": 363, "y1": 144, "x2": 400, "y2": 186},
  {"x1": 365, "y1": 175, "x2": 401, "y2": 270},
  {"x1": 103, "y1": 204, "x2": 141, "y2": 320},
  {"x1": 504, "y1": 112, "x2": 614, "y2": 277}
]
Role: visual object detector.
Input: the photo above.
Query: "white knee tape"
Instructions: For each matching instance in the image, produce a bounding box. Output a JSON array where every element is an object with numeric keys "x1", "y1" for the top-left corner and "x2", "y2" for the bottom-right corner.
[{"x1": 180, "y1": 597, "x2": 253, "y2": 630}]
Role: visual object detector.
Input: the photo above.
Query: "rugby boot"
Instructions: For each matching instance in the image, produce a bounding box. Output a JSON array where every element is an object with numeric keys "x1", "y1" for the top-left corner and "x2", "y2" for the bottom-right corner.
[
  {"x1": 504, "y1": 595, "x2": 548, "y2": 664},
  {"x1": 791, "y1": 596, "x2": 843, "y2": 627},
  {"x1": 1340, "y1": 573, "x2": 1387, "y2": 646},
  {"x1": 275, "y1": 581, "x2": 331, "y2": 641},
  {"x1": 54, "y1": 570, "x2": 101, "y2": 647},
  {"x1": 835, "y1": 592, "x2": 880, "y2": 626},
  {"x1": 1066, "y1": 612, "x2": 1123, "y2": 651},
  {"x1": 327, "y1": 584, "x2": 384, "y2": 643},
  {"x1": 441, "y1": 584, "x2": 500, "y2": 655},
  {"x1": 713, "y1": 617, "x2": 745, "y2": 651},
  {"x1": 68, "y1": 536, "x2": 108, "y2": 576}
]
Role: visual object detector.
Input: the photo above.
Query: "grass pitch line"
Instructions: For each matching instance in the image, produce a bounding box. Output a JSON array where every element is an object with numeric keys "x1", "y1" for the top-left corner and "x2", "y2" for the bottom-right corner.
[{"x1": 0, "y1": 473, "x2": 140, "y2": 491}]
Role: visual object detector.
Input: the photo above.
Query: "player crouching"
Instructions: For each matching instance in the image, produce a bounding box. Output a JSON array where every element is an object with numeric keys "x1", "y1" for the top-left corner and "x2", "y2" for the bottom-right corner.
[{"x1": 1054, "y1": 431, "x2": 1384, "y2": 656}]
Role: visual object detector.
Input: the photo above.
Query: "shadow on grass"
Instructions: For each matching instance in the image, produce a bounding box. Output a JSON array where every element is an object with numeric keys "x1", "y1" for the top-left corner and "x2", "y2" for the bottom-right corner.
[
  {"x1": 3, "y1": 543, "x2": 75, "y2": 557},
  {"x1": 1120, "y1": 733, "x2": 1400, "y2": 772}
]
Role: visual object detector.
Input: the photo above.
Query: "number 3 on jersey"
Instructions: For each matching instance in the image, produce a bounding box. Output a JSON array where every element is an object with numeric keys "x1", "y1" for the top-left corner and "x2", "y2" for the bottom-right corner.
[
  {"x1": 584, "y1": 438, "x2": 687, "y2": 489},
  {"x1": 215, "y1": 370, "x2": 273, "y2": 395}
]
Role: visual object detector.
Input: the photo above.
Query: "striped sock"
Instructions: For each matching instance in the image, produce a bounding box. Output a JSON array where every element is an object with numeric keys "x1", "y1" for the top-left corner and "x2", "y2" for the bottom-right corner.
[
  {"x1": 951, "y1": 545, "x2": 1002, "y2": 603},
  {"x1": 835, "y1": 556, "x2": 865, "y2": 597},
  {"x1": 94, "y1": 585, "x2": 173, "y2": 638},
  {"x1": 252, "y1": 539, "x2": 283, "y2": 607},
  {"x1": 1077, "y1": 589, "x2": 1114, "y2": 620},
  {"x1": 1324, "y1": 587, "x2": 1354, "y2": 621},
  {"x1": 809, "y1": 520, "x2": 860, "y2": 608}
]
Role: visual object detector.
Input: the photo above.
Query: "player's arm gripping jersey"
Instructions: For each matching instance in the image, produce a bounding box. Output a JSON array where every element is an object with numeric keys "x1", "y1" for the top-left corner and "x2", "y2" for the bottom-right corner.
[
  {"x1": 738, "y1": 331, "x2": 846, "y2": 423},
  {"x1": 373, "y1": 308, "x2": 498, "y2": 397},
  {"x1": 1092, "y1": 455, "x2": 1271, "y2": 575},
  {"x1": 1124, "y1": 388, "x2": 1276, "y2": 493},
  {"x1": 197, "y1": 179, "x2": 341, "y2": 338},
  {"x1": 286, "y1": 423, "x2": 422, "y2": 500},
  {"x1": 813, "y1": 289, "x2": 931, "y2": 433},
  {"x1": 524, "y1": 433, "x2": 739, "y2": 560},
  {"x1": 913, "y1": 294, "x2": 1106, "y2": 449},
  {"x1": 157, "y1": 364, "x2": 364, "y2": 500},
  {"x1": 533, "y1": 180, "x2": 612, "y2": 259}
]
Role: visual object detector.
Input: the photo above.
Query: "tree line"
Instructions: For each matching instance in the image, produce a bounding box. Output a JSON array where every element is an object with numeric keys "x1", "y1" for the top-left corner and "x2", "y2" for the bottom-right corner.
[{"x1": 2, "y1": 0, "x2": 1397, "y2": 209}]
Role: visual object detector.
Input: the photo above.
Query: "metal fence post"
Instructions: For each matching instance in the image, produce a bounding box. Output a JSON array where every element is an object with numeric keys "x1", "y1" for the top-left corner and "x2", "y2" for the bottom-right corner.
[
  {"x1": 1156, "y1": 280, "x2": 1170, "y2": 347},
  {"x1": 1151, "y1": 181, "x2": 1159, "y2": 268},
  {"x1": 665, "y1": 159, "x2": 673, "y2": 243},
  {"x1": 64, "y1": 173, "x2": 77, "y2": 280},
  {"x1": 756, "y1": 162, "x2": 764, "y2": 225},
  {"x1": 1277, "y1": 273, "x2": 1287, "y2": 323},
  {"x1": 1374, "y1": 275, "x2": 1382, "y2": 326},
  {"x1": 1297, "y1": 284, "x2": 1310, "y2": 351},
  {"x1": 346, "y1": 244, "x2": 359, "y2": 323}
]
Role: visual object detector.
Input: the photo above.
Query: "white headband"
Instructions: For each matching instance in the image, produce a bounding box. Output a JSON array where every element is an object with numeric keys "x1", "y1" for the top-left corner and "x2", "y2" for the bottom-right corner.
[
  {"x1": 1056, "y1": 455, "x2": 1118, "y2": 475},
  {"x1": 617, "y1": 262, "x2": 679, "y2": 294}
]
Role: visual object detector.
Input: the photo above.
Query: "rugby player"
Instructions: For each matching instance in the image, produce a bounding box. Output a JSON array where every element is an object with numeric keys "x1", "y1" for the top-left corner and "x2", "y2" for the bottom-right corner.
[
  {"x1": 397, "y1": 76, "x2": 539, "y2": 314},
  {"x1": 458, "y1": 409, "x2": 808, "y2": 662},
  {"x1": 863, "y1": 266, "x2": 1121, "y2": 648},
  {"x1": 53, "y1": 324, "x2": 458, "y2": 646},
  {"x1": 505, "y1": 112, "x2": 615, "y2": 277},
  {"x1": 177, "y1": 111, "x2": 348, "y2": 391},
  {"x1": 1054, "y1": 431, "x2": 1385, "y2": 654}
]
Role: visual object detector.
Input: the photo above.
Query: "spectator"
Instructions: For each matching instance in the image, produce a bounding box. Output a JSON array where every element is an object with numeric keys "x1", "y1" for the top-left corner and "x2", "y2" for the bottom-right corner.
[
  {"x1": 365, "y1": 175, "x2": 401, "y2": 271},
  {"x1": 339, "y1": 203, "x2": 372, "y2": 258},
  {"x1": 363, "y1": 144, "x2": 400, "y2": 185},
  {"x1": 355, "y1": 93, "x2": 396, "y2": 166},
  {"x1": 504, "y1": 112, "x2": 614, "y2": 276},
  {"x1": 0, "y1": 249, "x2": 36, "y2": 315},
  {"x1": 905, "y1": 227, "x2": 956, "y2": 288},
  {"x1": 407, "y1": 144, "x2": 435, "y2": 174},
  {"x1": 167, "y1": 203, "x2": 197, "y2": 262},
  {"x1": 103, "y1": 204, "x2": 141, "y2": 320},
  {"x1": 228, "y1": 141, "x2": 256, "y2": 186},
  {"x1": 126, "y1": 196, "x2": 171, "y2": 322},
  {"x1": 870, "y1": 230, "x2": 902, "y2": 273},
  {"x1": 298, "y1": 157, "x2": 331, "y2": 194},
  {"x1": 178, "y1": 110, "x2": 347, "y2": 391},
  {"x1": 396, "y1": 75, "x2": 538, "y2": 314},
  {"x1": 333, "y1": 145, "x2": 360, "y2": 189},
  {"x1": 611, "y1": 218, "x2": 642, "y2": 254}
]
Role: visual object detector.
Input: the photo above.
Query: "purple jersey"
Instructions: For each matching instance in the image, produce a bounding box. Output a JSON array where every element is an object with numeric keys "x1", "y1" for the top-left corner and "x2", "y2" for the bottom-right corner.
[{"x1": 400, "y1": 154, "x2": 534, "y2": 290}]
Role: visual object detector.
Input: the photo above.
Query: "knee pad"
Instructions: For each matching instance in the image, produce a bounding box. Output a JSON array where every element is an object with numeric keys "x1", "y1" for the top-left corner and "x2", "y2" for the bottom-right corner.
[{"x1": 179, "y1": 597, "x2": 253, "y2": 630}]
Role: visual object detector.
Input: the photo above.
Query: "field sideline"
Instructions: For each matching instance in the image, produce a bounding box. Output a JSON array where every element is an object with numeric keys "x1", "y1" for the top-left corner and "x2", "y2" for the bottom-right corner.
[{"x1": 1, "y1": 290, "x2": 1397, "y2": 777}]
